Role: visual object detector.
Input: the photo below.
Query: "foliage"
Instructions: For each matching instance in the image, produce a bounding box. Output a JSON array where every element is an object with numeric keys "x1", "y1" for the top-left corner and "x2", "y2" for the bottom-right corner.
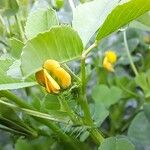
[{"x1": 0, "y1": 0, "x2": 150, "y2": 150}]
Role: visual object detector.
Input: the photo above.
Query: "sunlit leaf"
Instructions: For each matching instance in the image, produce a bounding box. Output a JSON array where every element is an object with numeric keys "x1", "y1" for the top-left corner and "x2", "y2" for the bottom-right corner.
[
  {"x1": 21, "y1": 26, "x2": 83, "y2": 77},
  {"x1": 0, "y1": 59, "x2": 37, "y2": 90},
  {"x1": 9, "y1": 38, "x2": 24, "y2": 59},
  {"x1": 25, "y1": 8, "x2": 58, "y2": 39},
  {"x1": 96, "y1": 0, "x2": 150, "y2": 41},
  {"x1": 137, "y1": 12, "x2": 150, "y2": 27},
  {"x1": 73, "y1": 0, "x2": 120, "y2": 46},
  {"x1": 73, "y1": 0, "x2": 150, "y2": 46},
  {"x1": 2, "y1": 0, "x2": 19, "y2": 16}
]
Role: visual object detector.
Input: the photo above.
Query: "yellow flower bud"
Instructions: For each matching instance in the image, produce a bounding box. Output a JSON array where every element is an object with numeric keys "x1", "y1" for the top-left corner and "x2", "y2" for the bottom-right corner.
[
  {"x1": 43, "y1": 59, "x2": 60, "y2": 72},
  {"x1": 35, "y1": 69, "x2": 45, "y2": 86},
  {"x1": 35, "y1": 69, "x2": 60, "y2": 93},
  {"x1": 103, "y1": 50, "x2": 117, "y2": 72},
  {"x1": 105, "y1": 51, "x2": 117, "y2": 64},
  {"x1": 43, "y1": 69, "x2": 60, "y2": 93},
  {"x1": 103, "y1": 57, "x2": 114, "y2": 72},
  {"x1": 36, "y1": 59, "x2": 71, "y2": 93},
  {"x1": 53, "y1": 67, "x2": 71, "y2": 89}
]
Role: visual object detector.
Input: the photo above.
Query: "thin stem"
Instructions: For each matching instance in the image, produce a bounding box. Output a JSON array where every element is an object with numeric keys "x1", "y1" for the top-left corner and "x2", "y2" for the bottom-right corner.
[
  {"x1": 0, "y1": 126, "x2": 29, "y2": 137},
  {"x1": 80, "y1": 56, "x2": 92, "y2": 123},
  {"x1": 79, "y1": 41, "x2": 104, "y2": 144},
  {"x1": 80, "y1": 40, "x2": 98, "y2": 122},
  {"x1": 123, "y1": 30, "x2": 138, "y2": 76},
  {"x1": 82, "y1": 41, "x2": 98, "y2": 58},
  {"x1": 68, "y1": 0, "x2": 75, "y2": 11},
  {"x1": 0, "y1": 15, "x2": 10, "y2": 35},
  {"x1": 63, "y1": 64, "x2": 81, "y2": 82},
  {"x1": 0, "y1": 15, "x2": 5, "y2": 27},
  {"x1": 0, "y1": 99, "x2": 70, "y2": 124},
  {"x1": 58, "y1": 95, "x2": 82, "y2": 124},
  {"x1": 90, "y1": 128, "x2": 104, "y2": 145},
  {"x1": 0, "y1": 90, "x2": 78, "y2": 149},
  {"x1": 6, "y1": 17, "x2": 12, "y2": 37},
  {"x1": 81, "y1": 57, "x2": 86, "y2": 96},
  {"x1": 14, "y1": 14, "x2": 26, "y2": 42},
  {"x1": 0, "y1": 40, "x2": 9, "y2": 47}
]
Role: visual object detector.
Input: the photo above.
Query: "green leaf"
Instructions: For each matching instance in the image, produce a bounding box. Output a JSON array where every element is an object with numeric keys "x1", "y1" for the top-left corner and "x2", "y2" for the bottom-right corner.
[
  {"x1": 144, "y1": 103, "x2": 150, "y2": 122},
  {"x1": 15, "y1": 139, "x2": 33, "y2": 150},
  {"x1": 130, "y1": 20, "x2": 150, "y2": 31},
  {"x1": 135, "y1": 70, "x2": 150, "y2": 98},
  {"x1": 92, "y1": 85, "x2": 122, "y2": 108},
  {"x1": 98, "y1": 137, "x2": 135, "y2": 150},
  {"x1": 72, "y1": 0, "x2": 120, "y2": 46},
  {"x1": 80, "y1": 131, "x2": 90, "y2": 142},
  {"x1": 15, "y1": 137, "x2": 55, "y2": 150},
  {"x1": 0, "y1": 99, "x2": 71, "y2": 124},
  {"x1": 2, "y1": 0, "x2": 19, "y2": 17},
  {"x1": 42, "y1": 94, "x2": 60, "y2": 111},
  {"x1": 130, "y1": 12, "x2": 150, "y2": 31},
  {"x1": 9, "y1": 38, "x2": 24, "y2": 59},
  {"x1": 25, "y1": 8, "x2": 59, "y2": 39},
  {"x1": 79, "y1": 0, "x2": 91, "y2": 3},
  {"x1": 0, "y1": 59, "x2": 37, "y2": 90},
  {"x1": 93, "y1": 103, "x2": 109, "y2": 127},
  {"x1": 137, "y1": 12, "x2": 150, "y2": 27},
  {"x1": 115, "y1": 76, "x2": 137, "y2": 98},
  {"x1": 96, "y1": 0, "x2": 150, "y2": 41},
  {"x1": 0, "y1": 116, "x2": 36, "y2": 137},
  {"x1": 21, "y1": 26, "x2": 83, "y2": 77},
  {"x1": 7, "y1": 59, "x2": 22, "y2": 79},
  {"x1": 0, "y1": 103, "x2": 37, "y2": 137},
  {"x1": 0, "y1": 19, "x2": 4, "y2": 35},
  {"x1": 0, "y1": 0, "x2": 5, "y2": 9},
  {"x1": 128, "y1": 112, "x2": 150, "y2": 150}
]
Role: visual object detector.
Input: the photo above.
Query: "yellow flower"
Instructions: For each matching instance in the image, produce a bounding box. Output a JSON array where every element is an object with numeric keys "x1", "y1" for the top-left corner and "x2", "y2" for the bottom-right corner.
[
  {"x1": 105, "y1": 51, "x2": 117, "y2": 64},
  {"x1": 103, "y1": 51, "x2": 117, "y2": 72},
  {"x1": 35, "y1": 69, "x2": 60, "y2": 93},
  {"x1": 53, "y1": 68, "x2": 71, "y2": 89},
  {"x1": 103, "y1": 57, "x2": 114, "y2": 72},
  {"x1": 35, "y1": 59, "x2": 71, "y2": 93},
  {"x1": 43, "y1": 59, "x2": 60, "y2": 72}
]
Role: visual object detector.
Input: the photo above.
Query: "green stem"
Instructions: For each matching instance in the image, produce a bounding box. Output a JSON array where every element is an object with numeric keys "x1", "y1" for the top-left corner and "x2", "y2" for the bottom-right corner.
[
  {"x1": 123, "y1": 30, "x2": 138, "y2": 76},
  {"x1": 82, "y1": 41, "x2": 98, "y2": 58},
  {"x1": 0, "y1": 90, "x2": 30, "y2": 108},
  {"x1": 0, "y1": 40, "x2": 9, "y2": 47},
  {"x1": 0, "y1": 126, "x2": 26, "y2": 136},
  {"x1": 63, "y1": 64, "x2": 81, "y2": 83},
  {"x1": 6, "y1": 17, "x2": 12, "y2": 37},
  {"x1": 81, "y1": 57, "x2": 86, "y2": 96},
  {"x1": 58, "y1": 95, "x2": 82, "y2": 124},
  {"x1": 90, "y1": 128, "x2": 104, "y2": 144},
  {"x1": 80, "y1": 57, "x2": 93, "y2": 124},
  {"x1": 0, "y1": 15, "x2": 10, "y2": 35},
  {"x1": 0, "y1": 99, "x2": 70, "y2": 124},
  {"x1": 14, "y1": 14, "x2": 26, "y2": 42},
  {"x1": 79, "y1": 41, "x2": 104, "y2": 144},
  {"x1": 0, "y1": 90, "x2": 78, "y2": 149},
  {"x1": 80, "y1": 40, "x2": 98, "y2": 123}
]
